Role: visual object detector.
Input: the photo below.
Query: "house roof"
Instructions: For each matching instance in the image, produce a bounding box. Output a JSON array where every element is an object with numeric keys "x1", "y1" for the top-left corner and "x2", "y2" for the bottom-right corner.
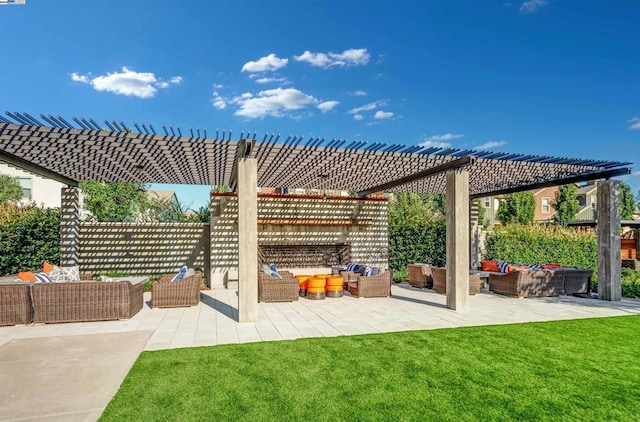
[
  {"x1": 0, "y1": 113, "x2": 633, "y2": 197},
  {"x1": 147, "y1": 189, "x2": 177, "y2": 202}
]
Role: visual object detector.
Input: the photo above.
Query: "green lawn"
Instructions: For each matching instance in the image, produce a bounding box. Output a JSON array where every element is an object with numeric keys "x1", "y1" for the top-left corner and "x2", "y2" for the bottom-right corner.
[{"x1": 101, "y1": 316, "x2": 640, "y2": 421}]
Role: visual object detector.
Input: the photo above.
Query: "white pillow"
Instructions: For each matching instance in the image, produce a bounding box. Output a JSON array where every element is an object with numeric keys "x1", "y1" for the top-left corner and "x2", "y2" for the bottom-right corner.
[{"x1": 49, "y1": 265, "x2": 80, "y2": 282}]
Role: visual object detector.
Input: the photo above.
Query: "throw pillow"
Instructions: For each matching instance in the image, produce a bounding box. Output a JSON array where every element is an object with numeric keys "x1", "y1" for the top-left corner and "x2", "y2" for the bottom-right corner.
[
  {"x1": 43, "y1": 262, "x2": 55, "y2": 274},
  {"x1": 17, "y1": 271, "x2": 36, "y2": 282},
  {"x1": 364, "y1": 266, "x2": 373, "y2": 277},
  {"x1": 371, "y1": 267, "x2": 380, "y2": 276},
  {"x1": 497, "y1": 260, "x2": 509, "y2": 273},
  {"x1": 269, "y1": 263, "x2": 278, "y2": 273},
  {"x1": 346, "y1": 263, "x2": 354, "y2": 271},
  {"x1": 269, "y1": 270, "x2": 282, "y2": 278},
  {"x1": 49, "y1": 265, "x2": 80, "y2": 282},
  {"x1": 171, "y1": 266, "x2": 188, "y2": 282},
  {"x1": 527, "y1": 264, "x2": 543, "y2": 270},
  {"x1": 262, "y1": 264, "x2": 272, "y2": 275},
  {"x1": 480, "y1": 260, "x2": 499, "y2": 272},
  {"x1": 34, "y1": 272, "x2": 52, "y2": 283}
]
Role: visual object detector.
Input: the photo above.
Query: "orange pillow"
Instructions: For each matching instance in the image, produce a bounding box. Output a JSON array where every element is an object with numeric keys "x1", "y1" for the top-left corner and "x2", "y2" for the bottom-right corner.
[
  {"x1": 542, "y1": 263, "x2": 563, "y2": 269},
  {"x1": 508, "y1": 265, "x2": 529, "y2": 273},
  {"x1": 17, "y1": 271, "x2": 36, "y2": 282},
  {"x1": 43, "y1": 262, "x2": 54, "y2": 274},
  {"x1": 480, "y1": 260, "x2": 499, "y2": 272}
]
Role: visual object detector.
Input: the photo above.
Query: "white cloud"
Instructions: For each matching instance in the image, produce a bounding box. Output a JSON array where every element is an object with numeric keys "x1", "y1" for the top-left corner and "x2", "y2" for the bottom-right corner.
[
  {"x1": 213, "y1": 83, "x2": 224, "y2": 89},
  {"x1": 348, "y1": 100, "x2": 386, "y2": 114},
  {"x1": 241, "y1": 54, "x2": 288, "y2": 72},
  {"x1": 419, "y1": 140, "x2": 452, "y2": 149},
  {"x1": 353, "y1": 90, "x2": 367, "y2": 96},
  {"x1": 231, "y1": 87, "x2": 317, "y2": 119},
  {"x1": 424, "y1": 133, "x2": 465, "y2": 143},
  {"x1": 519, "y1": 0, "x2": 548, "y2": 14},
  {"x1": 212, "y1": 91, "x2": 227, "y2": 110},
  {"x1": 254, "y1": 76, "x2": 288, "y2": 84},
  {"x1": 374, "y1": 110, "x2": 394, "y2": 119},
  {"x1": 353, "y1": 114, "x2": 364, "y2": 121},
  {"x1": 294, "y1": 48, "x2": 370, "y2": 69},
  {"x1": 70, "y1": 72, "x2": 88, "y2": 83},
  {"x1": 70, "y1": 67, "x2": 182, "y2": 98},
  {"x1": 628, "y1": 117, "x2": 640, "y2": 130},
  {"x1": 317, "y1": 101, "x2": 339, "y2": 113},
  {"x1": 475, "y1": 140, "x2": 507, "y2": 150}
]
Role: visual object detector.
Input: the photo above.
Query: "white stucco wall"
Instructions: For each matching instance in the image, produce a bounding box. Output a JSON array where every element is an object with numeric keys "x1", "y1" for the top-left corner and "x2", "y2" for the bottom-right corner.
[{"x1": 0, "y1": 163, "x2": 65, "y2": 208}]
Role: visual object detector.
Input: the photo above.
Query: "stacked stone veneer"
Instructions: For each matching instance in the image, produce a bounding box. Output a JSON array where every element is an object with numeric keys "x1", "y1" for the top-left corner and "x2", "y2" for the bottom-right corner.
[
  {"x1": 210, "y1": 194, "x2": 389, "y2": 286},
  {"x1": 78, "y1": 222, "x2": 210, "y2": 276}
]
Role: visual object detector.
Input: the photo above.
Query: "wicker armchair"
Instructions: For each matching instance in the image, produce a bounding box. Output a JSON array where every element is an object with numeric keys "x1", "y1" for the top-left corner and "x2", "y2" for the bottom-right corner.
[
  {"x1": 258, "y1": 271, "x2": 299, "y2": 302},
  {"x1": 31, "y1": 280, "x2": 143, "y2": 323},
  {"x1": 431, "y1": 267, "x2": 481, "y2": 295},
  {"x1": 0, "y1": 283, "x2": 33, "y2": 326},
  {"x1": 554, "y1": 268, "x2": 593, "y2": 295},
  {"x1": 151, "y1": 272, "x2": 202, "y2": 308},
  {"x1": 348, "y1": 272, "x2": 392, "y2": 298},
  {"x1": 489, "y1": 269, "x2": 564, "y2": 298},
  {"x1": 407, "y1": 264, "x2": 433, "y2": 288}
]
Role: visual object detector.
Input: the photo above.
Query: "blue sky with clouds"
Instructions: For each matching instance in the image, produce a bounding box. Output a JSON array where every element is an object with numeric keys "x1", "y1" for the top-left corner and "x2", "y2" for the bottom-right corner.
[{"x1": 0, "y1": 0, "x2": 638, "y2": 208}]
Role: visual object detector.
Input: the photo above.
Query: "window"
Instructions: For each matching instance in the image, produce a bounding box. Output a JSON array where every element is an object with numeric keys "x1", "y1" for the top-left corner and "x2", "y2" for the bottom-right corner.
[
  {"x1": 590, "y1": 194, "x2": 596, "y2": 205},
  {"x1": 483, "y1": 197, "x2": 490, "y2": 208},
  {"x1": 542, "y1": 197, "x2": 550, "y2": 213},
  {"x1": 18, "y1": 178, "x2": 32, "y2": 199}
]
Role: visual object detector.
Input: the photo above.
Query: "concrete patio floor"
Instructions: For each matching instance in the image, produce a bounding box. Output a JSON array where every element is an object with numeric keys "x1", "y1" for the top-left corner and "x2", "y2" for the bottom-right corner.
[{"x1": 1, "y1": 284, "x2": 640, "y2": 421}]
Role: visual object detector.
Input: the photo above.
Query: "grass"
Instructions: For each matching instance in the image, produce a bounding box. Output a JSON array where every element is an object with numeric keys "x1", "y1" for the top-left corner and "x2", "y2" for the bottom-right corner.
[{"x1": 100, "y1": 316, "x2": 640, "y2": 421}]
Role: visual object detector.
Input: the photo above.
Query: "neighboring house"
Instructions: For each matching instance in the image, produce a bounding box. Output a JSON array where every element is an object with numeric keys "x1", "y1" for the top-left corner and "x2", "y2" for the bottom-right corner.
[
  {"x1": 0, "y1": 162, "x2": 65, "y2": 207},
  {"x1": 478, "y1": 194, "x2": 504, "y2": 228},
  {"x1": 533, "y1": 186, "x2": 560, "y2": 223}
]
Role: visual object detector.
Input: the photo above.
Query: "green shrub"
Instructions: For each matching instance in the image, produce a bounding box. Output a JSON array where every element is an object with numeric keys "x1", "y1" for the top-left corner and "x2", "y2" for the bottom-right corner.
[
  {"x1": 621, "y1": 268, "x2": 640, "y2": 298},
  {"x1": 388, "y1": 219, "x2": 446, "y2": 273},
  {"x1": 0, "y1": 202, "x2": 60, "y2": 275},
  {"x1": 484, "y1": 224, "x2": 598, "y2": 281}
]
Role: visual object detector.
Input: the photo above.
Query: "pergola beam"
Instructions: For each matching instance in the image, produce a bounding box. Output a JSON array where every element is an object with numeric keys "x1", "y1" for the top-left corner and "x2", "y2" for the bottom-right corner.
[
  {"x1": 0, "y1": 149, "x2": 78, "y2": 187},
  {"x1": 357, "y1": 156, "x2": 476, "y2": 196},
  {"x1": 470, "y1": 167, "x2": 631, "y2": 199}
]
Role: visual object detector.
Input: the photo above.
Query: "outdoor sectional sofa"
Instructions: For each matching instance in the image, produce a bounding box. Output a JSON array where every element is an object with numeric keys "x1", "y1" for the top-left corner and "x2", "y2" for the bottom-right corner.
[
  {"x1": 407, "y1": 264, "x2": 433, "y2": 289},
  {"x1": 0, "y1": 283, "x2": 33, "y2": 326},
  {"x1": 488, "y1": 268, "x2": 592, "y2": 298},
  {"x1": 430, "y1": 267, "x2": 481, "y2": 295}
]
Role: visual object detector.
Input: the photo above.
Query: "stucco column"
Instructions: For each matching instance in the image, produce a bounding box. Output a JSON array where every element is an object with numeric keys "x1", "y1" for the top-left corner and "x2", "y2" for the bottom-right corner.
[
  {"x1": 597, "y1": 180, "x2": 621, "y2": 301},
  {"x1": 237, "y1": 158, "x2": 258, "y2": 322},
  {"x1": 469, "y1": 200, "x2": 480, "y2": 270},
  {"x1": 60, "y1": 187, "x2": 81, "y2": 266},
  {"x1": 446, "y1": 169, "x2": 469, "y2": 311}
]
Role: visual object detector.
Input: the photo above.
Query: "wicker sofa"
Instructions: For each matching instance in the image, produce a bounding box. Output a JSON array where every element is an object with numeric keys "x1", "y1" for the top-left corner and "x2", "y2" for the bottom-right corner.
[
  {"x1": 258, "y1": 271, "x2": 299, "y2": 302},
  {"x1": 431, "y1": 267, "x2": 481, "y2": 295},
  {"x1": 348, "y1": 272, "x2": 392, "y2": 298},
  {"x1": 151, "y1": 272, "x2": 202, "y2": 308},
  {"x1": 0, "y1": 283, "x2": 33, "y2": 326},
  {"x1": 488, "y1": 267, "x2": 592, "y2": 298},
  {"x1": 31, "y1": 279, "x2": 144, "y2": 323},
  {"x1": 407, "y1": 264, "x2": 433, "y2": 289}
]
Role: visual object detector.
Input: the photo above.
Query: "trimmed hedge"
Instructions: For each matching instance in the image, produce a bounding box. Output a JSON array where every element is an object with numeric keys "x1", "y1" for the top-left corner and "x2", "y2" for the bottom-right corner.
[
  {"x1": 389, "y1": 219, "x2": 446, "y2": 281},
  {"x1": 622, "y1": 268, "x2": 640, "y2": 298},
  {"x1": 0, "y1": 202, "x2": 60, "y2": 276},
  {"x1": 484, "y1": 224, "x2": 598, "y2": 281}
]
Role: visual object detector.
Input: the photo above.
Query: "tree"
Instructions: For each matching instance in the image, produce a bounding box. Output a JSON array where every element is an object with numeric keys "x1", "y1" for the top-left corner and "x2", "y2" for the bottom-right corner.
[
  {"x1": 80, "y1": 181, "x2": 148, "y2": 222},
  {"x1": 0, "y1": 174, "x2": 23, "y2": 204},
  {"x1": 496, "y1": 191, "x2": 535, "y2": 225},
  {"x1": 553, "y1": 184, "x2": 580, "y2": 225},
  {"x1": 619, "y1": 181, "x2": 636, "y2": 220},
  {"x1": 388, "y1": 193, "x2": 445, "y2": 227}
]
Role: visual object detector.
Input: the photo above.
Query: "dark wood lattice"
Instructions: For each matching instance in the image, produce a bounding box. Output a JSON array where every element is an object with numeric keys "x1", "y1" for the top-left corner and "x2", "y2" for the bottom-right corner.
[{"x1": 258, "y1": 243, "x2": 351, "y2": 268}]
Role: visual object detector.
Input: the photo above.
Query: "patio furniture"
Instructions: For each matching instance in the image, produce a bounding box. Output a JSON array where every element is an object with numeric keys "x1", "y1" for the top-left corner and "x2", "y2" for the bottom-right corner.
[
  {"x1": 407, "y1": 264, "x2": 433, "y2": 288},
  {"x1": 488, "y1": 269, "x2": 564, "y2": 298},
  {"x1": 151, "y1": 271, "x2": 202, "y2": 308},
  {"x1": 31, "y1": 280, "x2": 144, "y2": 323},
  {"x1": 258, "y1": 271, "x2": 299, "y2": 302},
  {"x1": 348, "y1": 271, "x2": 392, "y2": 298},
  {"x1": 0, "y1": 283, "x2": 33, "y2": 326},
  {"x1": 555, "y1": 268, "x2": 593, "y2": 295},
  {"x1": 431, "y1": 267, "x2": 481, "y2": 295}
]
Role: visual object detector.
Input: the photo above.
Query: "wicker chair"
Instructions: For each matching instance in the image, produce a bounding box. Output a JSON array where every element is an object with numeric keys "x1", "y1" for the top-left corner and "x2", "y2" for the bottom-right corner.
[
  {"x1": 348, "y1": 272, "x2": 392, "y2": 298},
  {"x1": 431, "y1": 267, "x2": 481, "y2": 295},
  {"x1": 258, "y1": 270, "x2": 299, "y2": 302},
  {"x1": 151, "y1": 272, "x2": 202, "y2": 308},
  {"x1": 489, "y1": 269, "x2": 564, "y2": 298},
  {"x1": 555, "y1": 268, "x2": 593, "y2": 295},
  {"x1": 0, "y1": 283, "x2": 33, "y2": 326},
  {"x1": 407, "y1": 264, "x2": 433, "y2": 288},
  {"x1": 31, "y1": 280, "x2": 144, "y2": 323}
]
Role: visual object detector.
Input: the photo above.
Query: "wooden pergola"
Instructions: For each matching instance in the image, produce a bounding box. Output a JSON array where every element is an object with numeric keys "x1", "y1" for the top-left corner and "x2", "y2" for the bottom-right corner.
[{"x1": 0, "y1": 112, "x2": 633, "y2": 321}]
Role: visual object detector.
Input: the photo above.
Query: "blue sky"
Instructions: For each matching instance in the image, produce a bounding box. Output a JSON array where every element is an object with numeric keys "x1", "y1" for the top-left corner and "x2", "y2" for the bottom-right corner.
[{"x1": 0, "y1": 0, "x2": 638, "y2": 209}]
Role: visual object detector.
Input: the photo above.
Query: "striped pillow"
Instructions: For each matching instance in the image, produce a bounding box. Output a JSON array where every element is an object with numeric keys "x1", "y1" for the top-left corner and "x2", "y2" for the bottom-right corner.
[
  {"x1": 364, "y1": 267, "x2": 373, "y2": 277},
  {"x1": 528, "y1": 264, "x2": 543, "y2": 270},
  {"x1": 34, "y1": 272, "x2": 52, "y2": 283},
  {"x1": 497, "y1": 260, "x2": 510, "y2": 273},
  {"x1": 269, "y1": 263, "x2": 277, "y2": 273},
  {"x1": 270, "y1": 270, "x2": 282, "y2": 278},
  {"x1": 346, "y1": 263, "x2": 354, "y2": 271}
]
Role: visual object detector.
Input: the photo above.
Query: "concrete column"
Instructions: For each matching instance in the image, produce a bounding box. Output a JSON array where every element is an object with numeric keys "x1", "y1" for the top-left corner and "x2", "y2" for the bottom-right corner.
[
  {"x1": 237, "y1": 158, "x2": 258, "y2": 322},
  {"x1": 469, "y1": 200, "x2": 480, "y2": 270},
  {"x1": 446, "y1": 169, "x2": 469, "y2": 311},
  {"x1": 60, "y1": 187, "x2": 81, "y2": 266},
  {"x1": 597, "y1": 180, "x2": 622, "y2": 301}
]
